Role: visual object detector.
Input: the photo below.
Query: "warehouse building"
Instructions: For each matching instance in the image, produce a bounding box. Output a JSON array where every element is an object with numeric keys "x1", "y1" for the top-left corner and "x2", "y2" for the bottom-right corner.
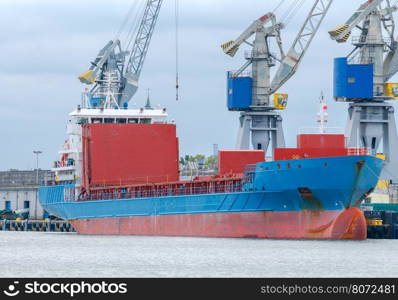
[{"x1": 0, "y1": 170, "x2": 54, "y2": 219}]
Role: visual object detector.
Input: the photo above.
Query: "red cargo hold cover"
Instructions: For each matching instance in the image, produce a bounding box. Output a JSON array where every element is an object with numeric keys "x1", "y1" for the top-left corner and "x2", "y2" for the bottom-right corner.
[
  {"x1": 297, "y1": 134, "x2": 346, "y2": 149},
  {"x1": 218, "y1": 150, "x2": 265, "y2": 175},
  {"x1": 83, "y1": 124, "x2": 179, "y2": 188},
  {"x1": 274, "y1": 148, "x2": 349, "y2": 161}
]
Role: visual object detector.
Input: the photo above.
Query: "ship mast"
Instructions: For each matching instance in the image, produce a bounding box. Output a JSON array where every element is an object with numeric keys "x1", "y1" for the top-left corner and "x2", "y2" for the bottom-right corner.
[{"x1": 317, "y1": 92, "x2": 328, "y2": 134}]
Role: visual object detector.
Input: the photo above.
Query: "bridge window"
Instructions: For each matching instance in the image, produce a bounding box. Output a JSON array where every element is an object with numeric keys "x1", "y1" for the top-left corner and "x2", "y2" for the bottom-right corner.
[
  {"x1": 24, "y1": 201, "x2": 30, "y2": 209},
  {"x1": 116, "y1": 119, "x2": 127, "y2": 124},
  {"x1": 128, "y1": 118, "x2": 139, "y2": 124},
  {"x1": 92, "y1": 118, "x2": 103, "y2": 124},
  {"x1": 77, "y1": 118, "x2": 88, "y2": 125},
  {"x1": 140, "y1": 118, "x2": 152, "y2": 124},
  {"x1": 104, "y1": 118, "x2": 115, "y2": 124}
]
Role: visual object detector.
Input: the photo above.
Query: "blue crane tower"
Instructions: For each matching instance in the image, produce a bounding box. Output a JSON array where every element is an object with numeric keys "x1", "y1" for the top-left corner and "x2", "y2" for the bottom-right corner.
[
  {"x1": 221, "y1": 0, "x2": 333, "y2": 156},
  {"x1": 329, "y1": 0, "x2": 398, "y2": 180}
]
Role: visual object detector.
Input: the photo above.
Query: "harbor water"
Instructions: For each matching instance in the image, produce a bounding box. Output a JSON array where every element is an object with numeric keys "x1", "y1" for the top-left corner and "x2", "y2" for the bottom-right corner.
[{"x1": 1, "y1": 232, "x2": 397, "y2": 278}]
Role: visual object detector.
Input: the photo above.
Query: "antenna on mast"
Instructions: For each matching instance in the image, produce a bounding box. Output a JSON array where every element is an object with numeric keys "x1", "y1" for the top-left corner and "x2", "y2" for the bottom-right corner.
[
  {"x1": 317, "y1": 91, "x2": 328, "y2": 134},
  {"x1": 145, "y1": 88, "x2": 153, "y2": 109},
  {"x1": 175, "y1": 0, "x2": 180, "y2": 101}
]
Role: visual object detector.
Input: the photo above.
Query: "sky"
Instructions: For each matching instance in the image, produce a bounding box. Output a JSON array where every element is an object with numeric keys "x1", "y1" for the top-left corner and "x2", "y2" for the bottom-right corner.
[{"x1": 0, "y1": 0, "x2": 392, "y2": 170}]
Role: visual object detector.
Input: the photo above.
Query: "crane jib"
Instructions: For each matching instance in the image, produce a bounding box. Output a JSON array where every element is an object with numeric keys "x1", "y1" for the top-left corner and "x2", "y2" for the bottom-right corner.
[{"x1": 78, "y1": 0, "x2": 164, "y2": 109}]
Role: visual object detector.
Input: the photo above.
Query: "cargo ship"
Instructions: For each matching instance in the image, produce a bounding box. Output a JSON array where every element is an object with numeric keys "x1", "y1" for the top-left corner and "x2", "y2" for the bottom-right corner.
[
  {"x1": 38, "y1": 98, "x2": 384, "y2": 240},
  {"x1": 38, "y1": 1, "x2": 384, "y2": 240}
]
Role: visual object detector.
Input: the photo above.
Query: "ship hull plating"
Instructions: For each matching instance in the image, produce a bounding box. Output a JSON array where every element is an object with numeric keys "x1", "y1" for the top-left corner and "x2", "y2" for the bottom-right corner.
[
  {"x1": 70, "y1": 208, "x2": 367, "y2": 240},
  {"x1": 40, "y1": 156, "x2": 383, "y2": 240}
]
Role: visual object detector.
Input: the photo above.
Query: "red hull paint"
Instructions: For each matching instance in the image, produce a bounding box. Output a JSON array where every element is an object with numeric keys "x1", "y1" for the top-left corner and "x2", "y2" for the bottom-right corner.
[{"x1": 70, "y1": 208, "x2": 367, "y2": 240}]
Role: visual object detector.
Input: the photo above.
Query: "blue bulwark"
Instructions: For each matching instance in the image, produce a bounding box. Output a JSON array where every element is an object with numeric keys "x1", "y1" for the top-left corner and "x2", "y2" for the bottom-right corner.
[
  {"x1": 334, "y1": 57, "x2": 374, "y2": 99},
  {"x1": 38, "y1": 156, "x2": 383, "y2": 221},
  {"x1": 227, "y1": 73, "x2": 252, "y2": 111}
]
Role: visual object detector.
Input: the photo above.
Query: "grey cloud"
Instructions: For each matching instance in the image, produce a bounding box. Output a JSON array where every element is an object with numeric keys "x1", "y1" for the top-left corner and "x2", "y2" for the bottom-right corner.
[{"x1": 0, "y1": 0, "x2": 394, "y2": 169}]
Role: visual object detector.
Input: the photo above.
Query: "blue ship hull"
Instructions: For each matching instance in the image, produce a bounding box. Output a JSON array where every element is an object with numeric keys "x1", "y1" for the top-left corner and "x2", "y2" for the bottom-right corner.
[{"x1": 39, "y1": 155, "x2": 383, "y2": 239}]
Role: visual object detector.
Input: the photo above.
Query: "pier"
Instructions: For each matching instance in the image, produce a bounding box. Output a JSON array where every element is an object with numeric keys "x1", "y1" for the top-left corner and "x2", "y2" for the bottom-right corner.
[
  {"x1": 364, "y1": 207, "x2": 398, "y2": 239},
  {"x1": 0, "y1": 219, "x2": 74, "y2": 233}
]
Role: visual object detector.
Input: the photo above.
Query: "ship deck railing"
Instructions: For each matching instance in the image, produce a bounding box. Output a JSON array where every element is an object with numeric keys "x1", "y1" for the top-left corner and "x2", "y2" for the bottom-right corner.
[{"x1": 77, "y1": 181, "x2": 244, "y2": 202}]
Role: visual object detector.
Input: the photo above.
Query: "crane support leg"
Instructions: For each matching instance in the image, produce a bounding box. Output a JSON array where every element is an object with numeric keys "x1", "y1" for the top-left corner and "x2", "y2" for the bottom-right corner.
[
  {"x1": 236, "y1": 114, "x2": 251, "y2": 150},
  {"x1": 236, "y1": 111, "x2": 285, "y2": 155},
  {"x1": 345, "y1": 102, "x2": 398, "y2": 181}
]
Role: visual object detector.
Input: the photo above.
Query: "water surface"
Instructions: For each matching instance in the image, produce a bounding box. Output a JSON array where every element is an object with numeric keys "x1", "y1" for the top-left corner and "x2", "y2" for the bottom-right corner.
[{"x1": 1, "y1": 232, "x2": 396, "y2": 277}]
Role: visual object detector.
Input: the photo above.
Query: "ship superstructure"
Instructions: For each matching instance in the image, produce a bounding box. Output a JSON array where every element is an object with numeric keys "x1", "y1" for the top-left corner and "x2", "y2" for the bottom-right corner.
[{"x1": 52, "y1": 105, "x2": 168, "y2": 185}]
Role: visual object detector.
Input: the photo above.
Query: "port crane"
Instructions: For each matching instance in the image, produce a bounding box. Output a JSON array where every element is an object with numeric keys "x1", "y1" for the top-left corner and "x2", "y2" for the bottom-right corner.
[
  {"x1": 221, "y1": 0, "x2": 333, "y2": 154},
  {"x1": 78, "y1": 0, "x2": 163, "y2": 109},
  {"x1": 329, "y1": 0, "x2": 398, "y2": 179}
]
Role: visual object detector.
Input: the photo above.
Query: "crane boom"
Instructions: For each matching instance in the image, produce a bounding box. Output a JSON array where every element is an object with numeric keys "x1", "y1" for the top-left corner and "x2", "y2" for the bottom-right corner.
[
  {"x1": 120, "y1": 0, "x2": 163, "y2": 106},
  {"x1": 270, "y1": 0, "x2": 333, "y2": 94},
  {"x1": 329, "y1": 0, "x2": 398, "y2": 85},
  {"x1": 384, "y1": 39, "x2": 398, "y2": 81},
  {"x1": 78, "y1": 0, "x2": 163, "y2": 109},
  {"x1": 78, "y1": 41, "x2": 121, "y2": 85},
  {"x1": 221, "y1": 13, "x2": 278, "y2": 57},
  {"x1": 329, "y1": 0, "x2": 384, "y2": 43}
]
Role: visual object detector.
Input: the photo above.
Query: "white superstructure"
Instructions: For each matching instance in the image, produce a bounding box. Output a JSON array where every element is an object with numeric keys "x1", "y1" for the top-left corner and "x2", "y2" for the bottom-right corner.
[{"x1": 52, "y1": 105, "x2": 168, "y2": 185}]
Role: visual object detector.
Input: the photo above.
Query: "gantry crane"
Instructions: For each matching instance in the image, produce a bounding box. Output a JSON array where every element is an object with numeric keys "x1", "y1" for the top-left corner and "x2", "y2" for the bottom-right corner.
[
  {"x1": 79, "y1": 0, "x2": 163, "y2": 109},
  {"x1": 221, "y1": 0, "x2": 333, "y2": 154},
  {"x1": 329, "y1": 0, "x2": 398, "y2": 179}
]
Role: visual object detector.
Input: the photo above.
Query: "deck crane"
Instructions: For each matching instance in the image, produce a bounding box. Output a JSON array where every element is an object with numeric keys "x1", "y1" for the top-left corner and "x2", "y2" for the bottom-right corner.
[
  {"x1": 329, "y1": 0, "x2": 398, "y2": 179},
  {"x1": 78, "y1": 0, "x2": 163, "y2": 109},
  {"x1": 221, "y1": 0, "x2": 333, "y2": 155}
]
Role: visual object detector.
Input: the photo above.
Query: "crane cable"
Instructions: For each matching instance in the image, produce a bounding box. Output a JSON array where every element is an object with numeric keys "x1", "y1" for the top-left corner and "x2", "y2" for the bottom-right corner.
[
  {"x1": 125, "y1": 0, "x2": 147, "y2": 51},
  {"x1": 175, "y1": 0, "x2": 180, "y2": 101},
  {"x1": 284, "y1": 0, "x2": 306, "y2": 26},
  {"x1": 280, "y1": 0, "x2": 306, "y2": 24},
  {"x1": 272, "y1": 0, "x2": 287, "y2": 13},
  {"x1": 114, "y1": 0, "x2": 140, "y2": 42},
  {"x1": 280, "y1": 0, "x2": 300, "y2": 21}
]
